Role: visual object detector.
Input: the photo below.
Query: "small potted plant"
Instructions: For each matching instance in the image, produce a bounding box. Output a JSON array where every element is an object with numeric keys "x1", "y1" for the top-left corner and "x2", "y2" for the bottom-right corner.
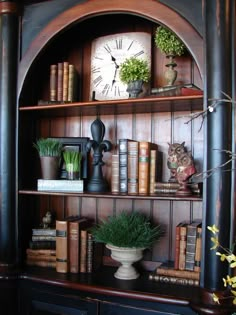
[
  {"x1": 119, "y1": 57, "x2": 151, "y2": 98},
  {"x1": 33, "y1": 138, "x2": 63, "y2": 180},
  {"x1": 154, "y1": 25, "x2": 185, "y2": 86},
  {"x1": 92, "y1": 211, "x2": 162, "y2": 280},
  {"x1": 63, "y1": 150, "x2": 82, "y2": 180}
]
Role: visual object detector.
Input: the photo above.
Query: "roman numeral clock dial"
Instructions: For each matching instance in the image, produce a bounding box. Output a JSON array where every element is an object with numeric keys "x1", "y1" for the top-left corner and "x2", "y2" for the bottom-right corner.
[{"x1": 90, "y1": 32, "x2": 151, "y2": 100}]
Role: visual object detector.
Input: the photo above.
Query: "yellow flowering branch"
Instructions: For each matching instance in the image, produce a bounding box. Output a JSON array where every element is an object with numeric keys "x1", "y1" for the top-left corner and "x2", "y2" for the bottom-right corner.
[{"x1": 207, "y1": 225, "x2": 236, "y2": 306}]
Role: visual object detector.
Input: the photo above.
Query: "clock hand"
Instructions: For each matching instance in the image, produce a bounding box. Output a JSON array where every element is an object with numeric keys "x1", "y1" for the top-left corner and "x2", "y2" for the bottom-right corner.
[{"x1": 112, "y1": 64, "x2": 120, "y2": 87}]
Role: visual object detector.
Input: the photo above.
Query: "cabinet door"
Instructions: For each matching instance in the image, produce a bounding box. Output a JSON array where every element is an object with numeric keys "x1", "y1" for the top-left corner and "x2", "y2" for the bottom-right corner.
[
  {"x1": 100, "y1": 301, "x2": 197, "y2": 315},
  {"x1": 30, "y1": 300, "x2": 89, "y2": 315}
]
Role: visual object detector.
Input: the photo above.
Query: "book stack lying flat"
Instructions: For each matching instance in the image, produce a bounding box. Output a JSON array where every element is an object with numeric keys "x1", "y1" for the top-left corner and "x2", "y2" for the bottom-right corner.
[
  {"x1": 26, "y1": 228, "x2": 56, "y2": 268},
  {"x1": 153, "y1": 182, "x2": 203, "y2": 195},
  {"x1": 149, "y1": 261, "x2": 200, "y2": 286},
  {"x1": 37, "y1": 179, "x2": 83, "y2": 193}
]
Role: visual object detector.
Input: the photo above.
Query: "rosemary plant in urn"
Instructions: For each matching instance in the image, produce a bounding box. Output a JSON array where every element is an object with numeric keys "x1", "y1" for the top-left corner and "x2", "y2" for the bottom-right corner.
[
  {"x1": 92, "y1": 211, "x2": 162, "y2": 280},
  {"x1": 33, "y1": 138, "x2": 63, "y2": 180},
  {"x1": 119, "y1": 56, "x2": 151, "y2": 98},
  {"x1": 154, "y1": 26, "x2": 185, "y2": 86}
]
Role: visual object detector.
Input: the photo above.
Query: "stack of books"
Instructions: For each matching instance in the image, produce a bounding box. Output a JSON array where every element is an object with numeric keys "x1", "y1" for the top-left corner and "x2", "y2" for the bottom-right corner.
[
  {"x1": 153, "y1": 182, "x2": 203, "y2": 195},
  {"x1": 26, "y1": 227, "x2": 56, "y2": 268},
  {"x1": 56, "y1": 216, "x2": 103, "y2": 274},
  {"x1": 111, "y1": 139, "x2": 162, "y2": 196},
  {"x1": 149, "y1": 220, "x2": 202, "y2": 286}
]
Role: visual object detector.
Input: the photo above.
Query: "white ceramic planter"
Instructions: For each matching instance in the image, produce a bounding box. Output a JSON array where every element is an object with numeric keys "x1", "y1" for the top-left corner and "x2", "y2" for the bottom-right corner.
[{"x1": 106, "y1": 244, "x2": 144, "y2": 280}]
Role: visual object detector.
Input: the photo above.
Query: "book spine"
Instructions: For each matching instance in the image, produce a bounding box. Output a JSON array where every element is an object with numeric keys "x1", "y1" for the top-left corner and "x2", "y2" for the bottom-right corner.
[
  {"x1": 154, "y1": 188, "x2": 177, "y2": 194},
  {"x1": 69, "y1": 221, "x2": 80, "y2": 273},
  {"x1": 80, "y1": 229, "x2": 88, "y2": 273},
  {"x1": 29, "y1": 240, "x2": 56, "y2": 250},
  {"x1": 154, "y1": 182, "x2": 180, "y2": 189},
  {"x1": 56, "y1": 220, "x2": 69, "y2": 273},
  {"x1": 111, "y1": 154, "x2": 119, "y2": 194},
  {"x1": 57, "y1": 62, "x2": 63, "y2": 101},
  {"x1": 26, "y1": 259, "x2": 56, "y2": 268},
  {"x1": 128, "y1": 141, "x2": 139, "y2": 195},
  {"x1": 156, "y1": 267, "x2": 200, "y2": 280},
  {"x1": 119, "y1": 139, "x2": 129, "y2": 194},
  {"x1": 32, "y1": 229, "x2": 56, "y2": 236},
  {"x1": 50, "y1": 64, "x2": 57, "y2": 101},
  {"x1": 32, "y1": 235, "x2": 56, "y2": 241},
  {"x1": 26, "y1": 254, "x2": 56, "y2": 262},
  {"x1": 63, "y1": 61, "x2": 69, "y2": 101},
  {"x1": 149, "y1": 149, "x2": 157, "y2": 194},
  {"x1": 194, "y1": 226, "x2": 202, "y2": 272},
  {"x1": 87, "y1": 232, "x2": 93, "y2": 273},
  {"x1": 185, "y1": 222, "x2": 200, "y2": 271},
  {"x1": 179, "y1": 224, "x2": 187, "y2": 270},
  {"x1": 149, "y1": 274, "x2": 199, "y2": 286},
  {"x1": 68, "y1": 64, "x2": 75, "y2": 102},
  {"x1": 174, "y1": 223, "x2": 181, "y2": 270},
  {"x1": 26, "y1": 248, "x2": 56, "y2": 256},
  {"x1": 138, "y1": 141, "x2": 151, "y2": 195}
]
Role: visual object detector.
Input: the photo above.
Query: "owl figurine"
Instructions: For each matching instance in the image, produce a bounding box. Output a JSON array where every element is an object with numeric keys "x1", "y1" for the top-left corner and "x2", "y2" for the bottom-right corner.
[
  {"x1": 167, "y1": 142, "x2": 186, "y2": 182},
  {"x1": 176, "y1": 151, "x2": 196, "y2": 196}
]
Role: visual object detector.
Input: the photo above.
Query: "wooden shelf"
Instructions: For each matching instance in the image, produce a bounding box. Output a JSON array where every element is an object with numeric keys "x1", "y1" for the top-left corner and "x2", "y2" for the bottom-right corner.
[
  {"x1": 19, "y1": 95, "x2": 203, "y2": 117},
  {"x1": 19, "y1": 189, "x2": 202, "y2": 201}
]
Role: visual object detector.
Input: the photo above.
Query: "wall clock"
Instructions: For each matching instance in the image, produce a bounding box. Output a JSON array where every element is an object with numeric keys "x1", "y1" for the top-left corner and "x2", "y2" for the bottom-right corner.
[{"x1": 90, "y1": 32, "x2": 151, "y2": 101}]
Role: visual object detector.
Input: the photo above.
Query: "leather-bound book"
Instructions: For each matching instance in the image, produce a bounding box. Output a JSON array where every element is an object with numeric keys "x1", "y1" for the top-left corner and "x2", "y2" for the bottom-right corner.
[
  {"x1": 87, "y1": 232, "x2": 103, "y2": 273},
  {"x1": 149, "y1": 149, "x2": 157, "y2": 194},
  {"x1": 194, "y1": 225, "x2": 202, "y2": 272},
  {"x1": 119, "y1": 139, "x2": 134, "y2": 194},
  {"x1": 69, "y1": 218, "x2": 89, "y2": 273},
  {"x1": 185, "y1": 221, "x2": 202, "y2": 271},
  {"x1": 111, "y1": 154, "x2": 119, "y2": 194},
  {"x1": 62, "y1": 61, "x2": 69, "y2": 101},
  {"x1": 68, "y1": 64, "x2": 75, "y2": 102},
  {"x1": 57, "y1": 62, "x2": 63, "y2": 101},
  {"x1": 178, "y1": 222, "x2": 188, "y2": 270},
  {"x1": 127, "y1": 140, "x2": 139, "y2": 195},
  {"x1": 79, "y1": 228, "x2": 88, "y2": 273},
  {"x1": 50, "y1": 64, "x2": 57, "y2": 101}
]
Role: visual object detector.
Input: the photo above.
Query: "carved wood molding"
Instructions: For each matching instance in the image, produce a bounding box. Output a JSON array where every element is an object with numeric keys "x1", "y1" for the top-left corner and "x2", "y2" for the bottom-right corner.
[{"x1": 0, "y1": 2, "x2": 19, "y2": 15}]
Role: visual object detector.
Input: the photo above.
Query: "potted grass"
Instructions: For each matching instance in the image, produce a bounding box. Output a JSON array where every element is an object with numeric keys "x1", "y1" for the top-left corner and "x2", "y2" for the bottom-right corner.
[
  {"x1": 63, "y1": 150, "x2": 82, "y2": 180},
  {"x1": 33, "y1": 138, "x2": 63, "y2": 180},
  {"x1": 92, "y1": 211, "x2": 162, "y2": 280},
  {"x1": 154, "y1": 26, "x2": 185, "y2": 86},
  {"x1": 119, "y1": 56, "x2": 151, "y2": 98}
]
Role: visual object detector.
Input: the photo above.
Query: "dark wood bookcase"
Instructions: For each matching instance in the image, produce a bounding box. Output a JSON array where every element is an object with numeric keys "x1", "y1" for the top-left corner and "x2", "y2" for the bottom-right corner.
[{"x1": 0, "y1": 0, "x2": 235, "y2": 314}]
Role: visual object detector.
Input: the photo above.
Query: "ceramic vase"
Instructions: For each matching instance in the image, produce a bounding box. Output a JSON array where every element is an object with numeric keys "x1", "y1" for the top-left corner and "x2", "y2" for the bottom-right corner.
[
  {"x1": 40, "y1": 156, "x2": 60, "y2": 180},
  {"x1": 106, "y1": 244, "x2": 144, "y2": 280}
]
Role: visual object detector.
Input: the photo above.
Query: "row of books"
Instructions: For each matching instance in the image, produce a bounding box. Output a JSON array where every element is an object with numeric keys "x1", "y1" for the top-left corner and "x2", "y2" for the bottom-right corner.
[
  {"x1": 149, "y1": 220, "x2": 202, "y2": 286},
  {"x1": 49, "y1": 61, "x2": 78, "y2": 102},
  {"x1": 111, "y1": 139, "x2": 161, "y2": 196},
  {"x1": 55, "y1": 216, "x2": 102, "y2": 273},
  {"x1": 26, "y1": 217, "x2": 103, "y2": 273}
]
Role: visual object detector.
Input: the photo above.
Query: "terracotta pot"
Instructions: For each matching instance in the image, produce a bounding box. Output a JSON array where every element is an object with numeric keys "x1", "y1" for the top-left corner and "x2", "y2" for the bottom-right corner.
[{"x1": 40, "y1": 156, "x2": 60, "y2": 180}]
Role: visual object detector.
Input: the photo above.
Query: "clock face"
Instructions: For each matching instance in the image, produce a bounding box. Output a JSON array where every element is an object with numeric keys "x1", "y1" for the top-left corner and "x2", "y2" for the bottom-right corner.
[{"x1": 90, "y1": 32, "x2": 151, "y2": 100}]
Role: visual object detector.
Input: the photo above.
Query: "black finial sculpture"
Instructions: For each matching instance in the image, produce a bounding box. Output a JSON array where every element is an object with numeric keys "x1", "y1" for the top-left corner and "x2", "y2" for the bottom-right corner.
[{"x1": 86, "y1": 118, "x2": 112, "y2": 192}]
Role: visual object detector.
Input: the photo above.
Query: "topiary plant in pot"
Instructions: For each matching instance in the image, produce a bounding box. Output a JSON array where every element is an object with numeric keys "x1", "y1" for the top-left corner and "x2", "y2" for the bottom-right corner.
[
  {"x1": 154, "y1": 25, "x2": 186, "y2": 86},
  {"x1": 92, "y1": 211, "x2": 162, "y2": 280},
  {"x1": 119, "y1": 57, "x2": 151, "y2": 98},
  {"x1": 33, "y1": 138, "x2": 63, "y2": 180}
]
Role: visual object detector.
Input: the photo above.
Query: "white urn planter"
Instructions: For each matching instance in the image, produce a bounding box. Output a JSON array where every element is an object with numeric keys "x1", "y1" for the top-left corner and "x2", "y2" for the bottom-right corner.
[{"x1": 106, "y1": 244, "x2": 145, "y2": 280}]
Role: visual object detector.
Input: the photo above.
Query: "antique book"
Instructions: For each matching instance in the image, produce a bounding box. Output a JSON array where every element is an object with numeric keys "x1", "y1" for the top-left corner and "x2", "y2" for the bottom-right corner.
[
  {"x1": 119, "y1": 139, "x2": 134, "y2": 194},
  {"x1": 69, "y1": 218, "x2": 90, "y2": 273},
  {"x1": 37, "y1": 179, "x2": 84, "y2": 192},
  {"x1": 26, "y1": 248, "x2": 56, "y2": 256},
  {"x1": 87, "y1": 232, "x2": 103, "y2": 273},
  {"x1": 185, "y1": 221, "x2": 202, "y2": 271},
  {"x1": 127, "y1": 140, "x2": 139, "y2": 195},
  {"x1": 194, "y1": 225, "x2": 202, "y2": 272},
  {"x1": 111, "y1": 154, "x2": 119, "y2": 194},
  {"x1": 26, "y1": 259, "x2": 56, "y2": 268},
  {"x1": 32, "y1": 228, "x2": 56, "y2": 236},
  {"x1": 178, "y1": 221, "x2": 189, "y2": 270},
  {"x1": 68, "y1": 64, "x2": 76, "y2": 102},
  {"x1": 174, "y1": 221, "x2": 185, "y2": 270},
  {"x1": 149, "y1": 273, "x2": 199, "y2": 286},
  {"x1": 138, "y1": 141, "x2": 158, "y2": 195},
  {"x1": 149, "y1": 149, "x2": 159, "y2": 194},
  {"x1": 155, "y1": 262, "x2": 200, "y2": 280},
  {"x1": 57, "y1": 62, "x2": 63, "y2": 101},
  {"x1": 26, "y1": 254, "x2": 56, "y2": 262},
  {"x1": 32, "y1": 235, "x2": 56, "y2": 242},
  {"x1": 79, "y1": 228, "x2": 88, "y2": 273},
  {"x1": 50, "y1": 64, "x2": 57, "y2": 101},
  {"x1": 153, "y1": 182, "x2": 202, "y2": 195},
  {"x1": 62, "y1": 61, "x2": 69, "y2": 101},
  {"x1": 29, "y1": 240, "x2": 56, "y2": 250},
  {"x1": 56, "y1": 216, "x2": 80, "y2": 273}
]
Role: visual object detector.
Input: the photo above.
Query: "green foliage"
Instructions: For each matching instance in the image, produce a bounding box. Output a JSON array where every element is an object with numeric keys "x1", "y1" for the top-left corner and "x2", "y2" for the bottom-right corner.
[
  {"x1": 154, "y1": 26, "x2": 185, "y2": 56},
  {"x1": 63, "y1": 150, "x2": 82, "y2": 172},
  {"x1": 119, "y1": 57, "x2": 150, "y2": 84},
  {"x1": 92, "y1": 211, "x2": 162, "y2": 248},
  {"x1": 33, "y1": 138, "x2": 63, "y2": 157}
]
